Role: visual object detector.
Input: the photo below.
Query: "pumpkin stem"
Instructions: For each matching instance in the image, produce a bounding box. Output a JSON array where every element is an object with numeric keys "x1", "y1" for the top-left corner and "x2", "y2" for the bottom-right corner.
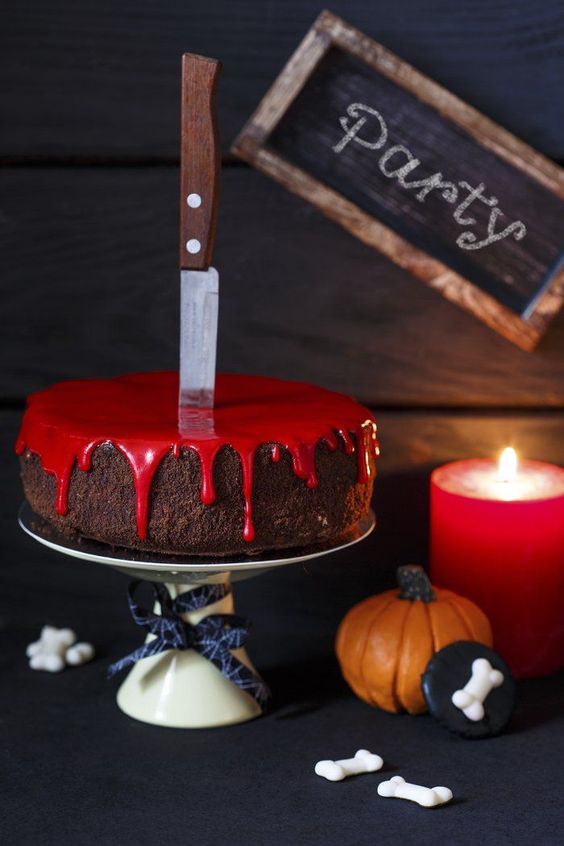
[{"x1": 397, "y1": 565, "x2": 435, "y2": 602}]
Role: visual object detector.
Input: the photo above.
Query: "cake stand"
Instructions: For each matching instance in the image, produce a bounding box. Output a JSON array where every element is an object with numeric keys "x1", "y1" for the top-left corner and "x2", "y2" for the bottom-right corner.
[{"x1": 19, "y1": 503, "x2": 375, "y2": 729}]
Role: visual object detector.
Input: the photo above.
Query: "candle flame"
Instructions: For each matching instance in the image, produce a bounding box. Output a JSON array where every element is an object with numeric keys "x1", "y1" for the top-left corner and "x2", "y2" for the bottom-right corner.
[{"x1": 498, "y1": 447, "x2": 518, "y2": 483}]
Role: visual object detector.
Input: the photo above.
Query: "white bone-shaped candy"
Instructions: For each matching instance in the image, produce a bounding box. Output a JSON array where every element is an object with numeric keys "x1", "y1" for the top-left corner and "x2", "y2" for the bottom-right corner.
[
  {"x1": 378, "y1": 776, "x2": 452, "y2": 808},
  {"x1": 65, "y1": 642, "x2": 95, "y2": 666},
  {"x1": 451, "y1": 658, "x2": 504, "y2": 721},
  {"x1": 27, "y1": 625, "x2": 77, "y2": 673},
  {"x1": 315, "y1": 749, "x2": 383, "y2": 781}
]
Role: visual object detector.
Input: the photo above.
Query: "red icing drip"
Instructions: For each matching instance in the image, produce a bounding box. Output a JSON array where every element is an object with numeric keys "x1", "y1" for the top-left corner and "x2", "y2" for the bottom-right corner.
[
  {"x1": 323, "y1": 432, "x2": 338, "y2": 451},
  {"x1": 56, "y1": 454, "x2": 75, "y2": 516},
  {"x1": 16, "y1": 372, "x2": 377, "y2": 543},
  {"x1": 114, "y1": 442, "x2": 172, "y2": 540},
  {"x1": 356, "y1": 420, "x2": 379, "y2": 485},
  {"x1": 239, "y1": 447, "x2": 256, "y2": 542},
  {"x1": 339, "y1": 429, "x2": 355, "y2": 455},
  {"x1": 292, "y1": 442, "x2": 318, "y2": 488},
  {"x1": 192, "y1": 442, "x2": 221, "y2": 505}
]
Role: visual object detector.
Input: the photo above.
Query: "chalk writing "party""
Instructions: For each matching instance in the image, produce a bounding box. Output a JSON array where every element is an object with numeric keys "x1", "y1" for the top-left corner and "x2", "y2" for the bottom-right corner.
[{"x1": 333, "y1": 103, "x2": 527, "y2": 251}]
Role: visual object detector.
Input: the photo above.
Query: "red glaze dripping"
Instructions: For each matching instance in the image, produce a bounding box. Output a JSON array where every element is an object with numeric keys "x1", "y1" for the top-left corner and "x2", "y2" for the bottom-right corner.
[{"x1": 16, "y1": 372, "x2": 378, "y2": 543}]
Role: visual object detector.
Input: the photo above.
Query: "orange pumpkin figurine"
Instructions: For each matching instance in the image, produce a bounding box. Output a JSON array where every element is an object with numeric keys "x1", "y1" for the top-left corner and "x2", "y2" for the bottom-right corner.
[{"x1": 335, "y1": 565, "x2": 492, "y2": 715}]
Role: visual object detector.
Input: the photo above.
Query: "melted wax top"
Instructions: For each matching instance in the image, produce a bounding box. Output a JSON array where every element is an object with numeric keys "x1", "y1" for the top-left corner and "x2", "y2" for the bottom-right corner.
[{"x1": 16, "y1": 371, "x2": 378, "y2": 543}]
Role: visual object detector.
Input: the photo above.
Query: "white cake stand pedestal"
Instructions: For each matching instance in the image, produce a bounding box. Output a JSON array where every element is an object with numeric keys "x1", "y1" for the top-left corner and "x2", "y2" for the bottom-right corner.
[{"x1": 19, "y1": 504, "x2": 375, "y2": 729}]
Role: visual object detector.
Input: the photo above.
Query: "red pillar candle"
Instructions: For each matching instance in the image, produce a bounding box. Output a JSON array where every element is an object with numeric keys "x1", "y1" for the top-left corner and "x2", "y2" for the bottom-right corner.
[{"x1": 430, "y1": 449, "x2": 564, "y2": 679}]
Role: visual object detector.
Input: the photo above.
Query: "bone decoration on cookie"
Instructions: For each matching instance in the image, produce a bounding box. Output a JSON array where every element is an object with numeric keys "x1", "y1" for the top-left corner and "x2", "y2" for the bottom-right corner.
[{"x1": 452, "y1": 658, "x2": 504, "y2": 721}]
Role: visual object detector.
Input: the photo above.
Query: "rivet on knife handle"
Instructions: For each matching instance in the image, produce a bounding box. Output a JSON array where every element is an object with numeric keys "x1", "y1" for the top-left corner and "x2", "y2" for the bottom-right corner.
[{"x1": 180, "y1": 53, "x2": 222, "y2": 270}]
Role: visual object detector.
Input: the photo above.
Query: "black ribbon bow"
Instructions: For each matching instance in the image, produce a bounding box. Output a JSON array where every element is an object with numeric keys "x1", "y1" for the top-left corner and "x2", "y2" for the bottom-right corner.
[{"x1": 108, "y1": 580, "x2": 270, "y2": 707}]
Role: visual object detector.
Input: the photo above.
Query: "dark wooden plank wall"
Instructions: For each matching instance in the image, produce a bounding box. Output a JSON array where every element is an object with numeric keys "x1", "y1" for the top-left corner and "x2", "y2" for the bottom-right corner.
[
  {"x1": 2, "y1": 1, "x2": 563, "y2": 160},
  {"x1": 2, "y1": 1, "x2": 563, "y2": 487},
  {"x1": 3, "y1": 167, "x2": 564, "y2": 407}
]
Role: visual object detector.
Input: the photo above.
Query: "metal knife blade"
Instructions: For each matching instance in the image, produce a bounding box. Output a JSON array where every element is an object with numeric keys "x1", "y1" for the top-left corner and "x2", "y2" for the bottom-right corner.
[{"x1": 179, "y1": 266, "x2": 219, "y2": 410}]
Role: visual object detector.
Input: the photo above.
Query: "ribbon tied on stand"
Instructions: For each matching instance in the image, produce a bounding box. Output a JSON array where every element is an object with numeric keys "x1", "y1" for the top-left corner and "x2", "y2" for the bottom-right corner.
[{"x1": 109, "y1": 580, "x2": 270, "y2": 707}]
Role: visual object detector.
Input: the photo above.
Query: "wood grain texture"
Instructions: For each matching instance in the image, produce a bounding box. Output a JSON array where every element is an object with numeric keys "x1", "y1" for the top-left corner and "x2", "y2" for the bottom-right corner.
[
  {"x1": 0, "y1": 0, "x2": 563, "y2": 160},
  {"x1": 238, "y1": 138, "x2": 564, "y2": 353},
  {"x1": 2, "y1": 166, "x2": 564, "y2": 407},
  {"x1": 233, "y1": 13, "x2": 564, "y2": 350},
  {"x1": 180, "y1": 54, "x2": 221, "y2": 269}
]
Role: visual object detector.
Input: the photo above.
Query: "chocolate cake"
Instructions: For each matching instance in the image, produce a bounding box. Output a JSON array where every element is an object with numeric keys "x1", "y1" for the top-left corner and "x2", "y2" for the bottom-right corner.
[{"x1": 17, "y1": 371, "x2": 378, "y2": 557}]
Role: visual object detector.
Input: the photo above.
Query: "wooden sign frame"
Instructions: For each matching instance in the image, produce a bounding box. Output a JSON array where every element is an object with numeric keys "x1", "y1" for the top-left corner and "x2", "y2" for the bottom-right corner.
[{"x1": 232, "y1": 10, "x2": 564, "y2": 351}]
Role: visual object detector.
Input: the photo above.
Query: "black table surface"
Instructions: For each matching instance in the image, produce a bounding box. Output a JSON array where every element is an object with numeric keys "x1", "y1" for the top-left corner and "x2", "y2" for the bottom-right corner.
[{"x1": 2, "y1": 415, "x2": 563, "y2": 846}]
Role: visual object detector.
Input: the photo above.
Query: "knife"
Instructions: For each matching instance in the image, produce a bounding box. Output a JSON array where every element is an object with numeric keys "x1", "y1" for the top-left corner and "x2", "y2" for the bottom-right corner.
[{"x1": 179, "y1": 53, "x2": 221, "y2": 418}]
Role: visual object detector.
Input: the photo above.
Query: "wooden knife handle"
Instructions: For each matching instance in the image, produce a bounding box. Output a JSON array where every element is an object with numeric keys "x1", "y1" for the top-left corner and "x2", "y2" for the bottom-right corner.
[{"x1": 180, "y1": 53, "x2": 222, "y2": 270}]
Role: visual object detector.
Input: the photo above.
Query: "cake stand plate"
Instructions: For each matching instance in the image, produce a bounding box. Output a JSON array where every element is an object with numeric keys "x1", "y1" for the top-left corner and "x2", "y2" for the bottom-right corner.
[{"x1": 19, "y1": 503, "x2": 375, "y2": 729}]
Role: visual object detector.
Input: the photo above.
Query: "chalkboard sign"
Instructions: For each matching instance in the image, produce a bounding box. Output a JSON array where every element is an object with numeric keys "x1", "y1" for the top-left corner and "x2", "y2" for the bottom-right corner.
[{"x1": 232, "y1": 11, "x2": 564, "y2": 350}]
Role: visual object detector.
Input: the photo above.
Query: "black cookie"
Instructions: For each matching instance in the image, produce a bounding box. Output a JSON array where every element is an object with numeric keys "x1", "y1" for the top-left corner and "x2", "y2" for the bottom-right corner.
[{"x1": 422, "y1": 641, "x2": 515, "y2": 738}]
